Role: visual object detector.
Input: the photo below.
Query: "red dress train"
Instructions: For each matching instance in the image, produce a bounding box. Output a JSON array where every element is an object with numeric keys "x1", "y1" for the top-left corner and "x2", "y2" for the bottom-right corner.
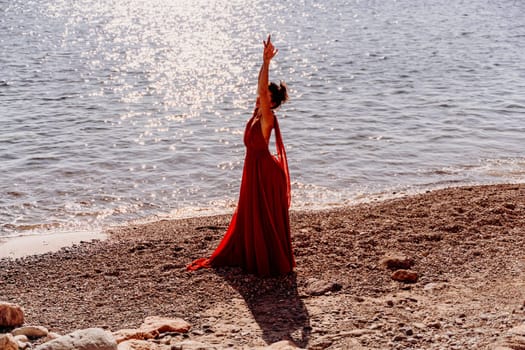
[{"x1": 187, "y1": 108, "x2": 295, "y2": 276}]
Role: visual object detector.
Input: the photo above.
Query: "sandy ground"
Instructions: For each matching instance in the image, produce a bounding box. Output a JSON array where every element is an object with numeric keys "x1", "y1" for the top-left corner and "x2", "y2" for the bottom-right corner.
[{"x1": 1, "y1": 184, "x2": 524, "y2": 349}]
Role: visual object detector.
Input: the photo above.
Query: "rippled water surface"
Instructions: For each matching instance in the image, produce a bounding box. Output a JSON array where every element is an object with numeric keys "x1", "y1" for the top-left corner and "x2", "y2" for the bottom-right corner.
[{"x1": 1, "y1": 0, "x2": 524, "y2": 235}]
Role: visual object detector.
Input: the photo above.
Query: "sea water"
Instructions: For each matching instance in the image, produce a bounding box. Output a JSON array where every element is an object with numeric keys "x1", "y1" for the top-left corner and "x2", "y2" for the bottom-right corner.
[{"x1": 1, "y1": 0, "x2": 524, "y2": 236}]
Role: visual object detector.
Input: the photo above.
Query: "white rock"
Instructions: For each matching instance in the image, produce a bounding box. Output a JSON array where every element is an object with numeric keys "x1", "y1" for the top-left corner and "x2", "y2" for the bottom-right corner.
[
  {"x1": 35, "y1": 328, "x2": 117, "y2": 350},
  {"x1": 423, "y1": 283, "x2": 440, "y2": 291},
  {"x1": 14, "y1": 334, "x2": 29, "y2": 343},
  {"x1": 17, "y1": 339, "x2": 32, "y2": 350},
  {"x1": 13, "y1": 325, "x2": 49, "y2": 338},
  {"x1": 0, "y1": 333, "x2": 18, "y2": 350}
]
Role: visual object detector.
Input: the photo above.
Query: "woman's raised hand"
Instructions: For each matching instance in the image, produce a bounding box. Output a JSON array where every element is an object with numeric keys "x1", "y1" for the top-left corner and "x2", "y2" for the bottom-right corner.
[{"x1": 263, "y1": 34, "x2": 278, "y2": 63}]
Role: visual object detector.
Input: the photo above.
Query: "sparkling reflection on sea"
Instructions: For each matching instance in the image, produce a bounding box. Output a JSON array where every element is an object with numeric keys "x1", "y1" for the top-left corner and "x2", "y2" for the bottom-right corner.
[{"x1": 1, "y1": 0, "x2": 524, "y2": 235}]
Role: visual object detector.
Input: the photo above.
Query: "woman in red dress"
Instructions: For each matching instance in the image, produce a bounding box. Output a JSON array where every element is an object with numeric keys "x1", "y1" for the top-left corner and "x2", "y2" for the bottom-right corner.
[{"x1": 187, "y1": 35, "x2": 295, "y2": 276}]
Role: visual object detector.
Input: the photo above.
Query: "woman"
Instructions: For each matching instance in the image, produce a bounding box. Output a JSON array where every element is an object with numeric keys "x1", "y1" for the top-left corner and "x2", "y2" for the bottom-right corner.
[{"x1": 187, "y1": 35, "x2": 295, "y2": 276}]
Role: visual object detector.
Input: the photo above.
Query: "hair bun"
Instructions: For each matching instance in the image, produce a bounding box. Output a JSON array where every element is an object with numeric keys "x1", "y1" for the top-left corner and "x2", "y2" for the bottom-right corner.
[{"x1": 269, "y1": 81, "x2": 289, "y2": 109}]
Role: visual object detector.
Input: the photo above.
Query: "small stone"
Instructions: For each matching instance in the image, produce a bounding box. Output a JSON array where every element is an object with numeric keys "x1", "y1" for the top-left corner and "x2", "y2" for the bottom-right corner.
[
  {"x1": 307, "y1": 335, "x2": 333, "y2": 349},
  {"x1": 14, "y1": 334, "x2": 29, "y2": 343},
  {"x1": 408, "y1": 338, "x2": 418, "y2": 345},
  {"x1": 508, "y1": 324, "x2": 525, "y2": 336},
  {"x1": 423, "y1": 283, "x2": 441, "y2": 291},
  {"x1": 413, "y1": 322, "x2": 426, "y2": 330},
  {"x1": 160, "y1": 336, "x2": 171, "y2": 345},
  {"x1": 170, "y1": 340, "x2": 217, "y2": 349},
  {"x1": 369, "y1": 323, "x2": 382, "y2": 330},
  {"x1": 381, "y1": 254, "x2": 415, "y2": 270},
  {"x1": 391, "y1": 269, "x2": 418, "y2": 283},
  {"x1": 341, "y1": 329, "x2": 374, "y2": 337},
  {"x1": 191, "y1": 329, "x2": 205, "y2": 336},
  {"x1": 12, "y1": 325, "x2": 49, "y2": 338},
  {"x1": 18, "y1": 340, "x2": 32, "y2": 350},
  {"x1": 305, "y1": 278, "x2": 342, "y2": 296},
  {"x1": 427, "y1": 322, "x2": 442, "y2": 329},
  {"x1": 140, "y1": 316, "x2": 191, "y2": 334},
  {"x1": 260, "y1": 340, "x2": 305, "y2": 349},
  {"x1": 0, "y1": 334, "x2": 18, "y2": 350},
  {"x1": 44, "y1": 332, "x2": 62, "y2": 342},
  {"x1": 113, "y1": 329, "x2": 157, "y2": 343},
  {"x1": 118, "y1": 339, "x2": 168, "y2": 350},
  {"x1": 392, "y1": 334, "x2": 406, "y2": 342},
  {"x1": 0, "y1": 302, "x2": 24, "y2": 327}
]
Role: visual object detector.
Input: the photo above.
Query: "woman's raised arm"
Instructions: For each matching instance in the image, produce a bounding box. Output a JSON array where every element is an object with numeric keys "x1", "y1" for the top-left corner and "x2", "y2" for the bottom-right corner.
[{"x1": 257, "y1": 35, "x2": 278, "y2": 143}]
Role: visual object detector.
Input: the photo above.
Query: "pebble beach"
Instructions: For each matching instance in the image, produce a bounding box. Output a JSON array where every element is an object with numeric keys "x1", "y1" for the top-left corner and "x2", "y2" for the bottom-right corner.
[{"x1": 1, "y1": 184, "x2": 525, "y2": 349}]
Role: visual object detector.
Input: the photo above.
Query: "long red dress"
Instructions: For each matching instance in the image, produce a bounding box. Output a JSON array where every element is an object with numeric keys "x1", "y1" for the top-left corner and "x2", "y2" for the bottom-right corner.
[{"x1": 187, "y1": 108, "x2": 295, "y2": 276}]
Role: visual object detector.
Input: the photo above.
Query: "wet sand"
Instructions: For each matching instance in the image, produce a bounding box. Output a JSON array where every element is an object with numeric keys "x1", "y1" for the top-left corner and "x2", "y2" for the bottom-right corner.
[
  {"x1": 1, "y1": 184, "x2": 524, "y2": 349},
  {"x1": 0, "y1": 231, "x2": 107, "y2": 259}
]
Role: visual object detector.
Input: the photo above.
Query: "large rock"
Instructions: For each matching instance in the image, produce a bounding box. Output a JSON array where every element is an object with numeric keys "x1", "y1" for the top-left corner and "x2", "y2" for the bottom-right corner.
[
  {"x1": 0, "y1": 333, "x2": 18, "y2": 350},
  {"x1": 12, "y1": 325, "x2": 49, "y2": 338},
  {"x1": 0, "y1": 302, "x2": 24, "y2": 327},
  {"x1": 140, "y1": 316, "x2": 191, "y2": 334},
  {"x1": 35, "y1": 328, "x2": 117, "y2": 350}
]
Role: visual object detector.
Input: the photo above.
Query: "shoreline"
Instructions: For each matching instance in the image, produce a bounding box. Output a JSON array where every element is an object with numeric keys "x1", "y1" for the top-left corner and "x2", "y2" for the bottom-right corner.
[
  {"x1": 0, "y1": 231, "x2": 107, "y2": 260},
  {"x1": 0, "y1": 180, "x2": 521, "y2": 259},
  {"x1": 1, "y1": 183, "x2": 525, "y2": 349},
  {"x1": 0, "y1": 182, "x2": 488, "y2": 261}
]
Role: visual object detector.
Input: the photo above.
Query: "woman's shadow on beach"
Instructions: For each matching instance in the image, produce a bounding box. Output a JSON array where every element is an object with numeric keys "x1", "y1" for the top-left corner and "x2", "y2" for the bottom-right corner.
[{"x1": 217, "y1": 269, "x2": 311, "y2": 348}]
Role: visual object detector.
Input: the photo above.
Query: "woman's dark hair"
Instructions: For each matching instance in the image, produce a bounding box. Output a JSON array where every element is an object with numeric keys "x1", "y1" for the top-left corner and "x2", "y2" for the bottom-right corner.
[{"x1": 268, "y1": 81, "x2": 289, "y2": 109}]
